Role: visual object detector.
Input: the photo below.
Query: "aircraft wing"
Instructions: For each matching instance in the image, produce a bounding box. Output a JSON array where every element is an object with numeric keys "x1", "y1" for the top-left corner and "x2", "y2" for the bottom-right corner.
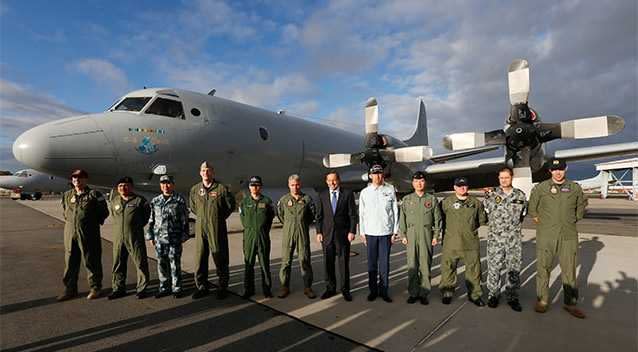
[
  {"x1": 425, "y1": 156, "x2": 506, "y2": 192},
  {"x1": 552, "y1": 142, "x2": 638, "y2": 162}
]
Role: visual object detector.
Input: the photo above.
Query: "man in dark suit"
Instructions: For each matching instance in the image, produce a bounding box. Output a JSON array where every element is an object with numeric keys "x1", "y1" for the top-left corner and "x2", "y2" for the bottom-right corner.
[{"x1": 315, "y1": 170, "x2": 358, "y2": 301}]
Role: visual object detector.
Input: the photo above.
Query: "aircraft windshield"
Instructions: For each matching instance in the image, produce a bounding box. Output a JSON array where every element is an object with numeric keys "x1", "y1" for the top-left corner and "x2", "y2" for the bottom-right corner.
[
  {"x1": 113, "y1": 97, "x2": 152, "y2": 112},
  {"x1": 144, "y1": 97, "x2": 185, "y2": 119},
  {"x1": 14, "y1": 170, "x2": 28, "y2": 177}
]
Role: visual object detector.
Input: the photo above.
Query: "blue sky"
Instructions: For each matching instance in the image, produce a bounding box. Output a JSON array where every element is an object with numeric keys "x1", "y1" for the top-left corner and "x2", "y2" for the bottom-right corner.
[{"x1": 1, "y1": 0, "x2": 636, "y2": 176}]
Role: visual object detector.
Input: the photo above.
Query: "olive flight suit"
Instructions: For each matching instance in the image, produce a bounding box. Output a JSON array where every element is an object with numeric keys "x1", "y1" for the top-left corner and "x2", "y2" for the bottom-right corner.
[
  {"x1": 109, "y1": 192, "x2": 151, "y2": 294},
  {"x1": 61, "y1": 187, "x2": 109, "y2": 293},
  {"x1": 189, "y1": 181, "x2": 236, "y2": 291},
  {"x1": 239, "y1": 194, "x2": 275, "y2": 295},
  {"x1": 528, "y1": 179, "x2": 587, "y2": 306},
  {"x1": 440, "y1": 195, "x2": 487, "y2": 300},
  {"x1": 399, "y1": 192, "x2": 442, "y2": 298},
  {"x1": 277, "y1": 193, "x2": 315, "y2": 289}
]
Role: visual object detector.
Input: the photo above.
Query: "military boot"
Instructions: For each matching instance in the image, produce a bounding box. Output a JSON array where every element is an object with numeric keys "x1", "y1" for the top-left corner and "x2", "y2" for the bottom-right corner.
[{"x1": 56, "y1": 289, "x2": 78, "y2": 302}]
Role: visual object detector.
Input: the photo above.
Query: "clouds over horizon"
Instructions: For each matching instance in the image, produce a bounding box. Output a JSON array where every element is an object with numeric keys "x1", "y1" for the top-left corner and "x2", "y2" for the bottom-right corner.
[
  {"x1": 0, "y1": 80, "x2": 83, "y2": 170},
  {"x1": 1, "y1": 0, "x2": 635, "y2": 171}
]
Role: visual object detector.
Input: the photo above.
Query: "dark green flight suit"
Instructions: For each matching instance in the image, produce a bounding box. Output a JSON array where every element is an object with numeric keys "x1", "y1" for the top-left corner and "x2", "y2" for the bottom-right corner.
[
  {"x1": 440, "y1": 195, "x2": 487, "y2": 300},
  {"x1": 528, "y1": 179, "x2": 587, "y2": 305},
  {"x1": 189, "y1": 181, "x2": 235, "y2": 290},
  {"x1": 61, "y1": 187, "x2": 109, "y2": 293},
  {"x1": 277, "y1": 193, "x2": 315, "y2": 289},
  {"x1": 239, "y1": 194, "x2": 275, "y2": 295},
  {"x1": 109, "y1": 192, "x2": 151, "y2": 294},
  {"x1": 399, "y1": 192, "x2": 442, "y2": 298}
]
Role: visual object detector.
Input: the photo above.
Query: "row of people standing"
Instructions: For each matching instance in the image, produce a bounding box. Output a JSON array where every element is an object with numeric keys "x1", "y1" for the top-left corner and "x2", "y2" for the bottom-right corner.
[{"x1": 56, "y1": 158, "x2": 587, "y2": 319}]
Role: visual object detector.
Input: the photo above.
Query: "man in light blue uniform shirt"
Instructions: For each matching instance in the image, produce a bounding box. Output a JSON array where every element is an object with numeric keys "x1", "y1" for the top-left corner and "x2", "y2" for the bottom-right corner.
[{"x1": 358, "y1": 164, "x2": 399, "y2": 303}]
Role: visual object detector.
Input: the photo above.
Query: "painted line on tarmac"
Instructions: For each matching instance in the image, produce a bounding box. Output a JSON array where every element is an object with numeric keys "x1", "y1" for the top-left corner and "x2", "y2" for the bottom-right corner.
[{"x1": 409, "y1": 300, "x2": 468, "y2": 352}]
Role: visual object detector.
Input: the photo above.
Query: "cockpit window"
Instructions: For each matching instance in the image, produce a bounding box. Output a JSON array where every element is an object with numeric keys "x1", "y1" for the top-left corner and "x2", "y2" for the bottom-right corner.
[
  {"x1": 15, "y1": 170, "x2": 28, "y2": 177},
  {"x1": 113, "y1": 97, "x2": 152, "y2": 112},
  {"x1": 144, "y1": 97, "x2": 185, "y2": 119}
]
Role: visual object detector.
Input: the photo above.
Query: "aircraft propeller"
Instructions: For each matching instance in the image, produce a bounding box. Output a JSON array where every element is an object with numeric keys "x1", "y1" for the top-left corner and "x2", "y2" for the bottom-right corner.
[
  {"x1": 322, "y1": 98, "x2": 434, "y2": 172},
  {"x1": 442, "y1": 58, "x2": 625, "y2": 194}
]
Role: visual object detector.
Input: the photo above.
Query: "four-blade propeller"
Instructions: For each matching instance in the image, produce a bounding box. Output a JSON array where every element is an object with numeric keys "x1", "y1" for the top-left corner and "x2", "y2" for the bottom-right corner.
[
  {"x1": 442, "y1": 58, "x2": 625, "y2": 195},
  {"x1": 323, "y1": 98, "x2": 434, "y2": 171}
]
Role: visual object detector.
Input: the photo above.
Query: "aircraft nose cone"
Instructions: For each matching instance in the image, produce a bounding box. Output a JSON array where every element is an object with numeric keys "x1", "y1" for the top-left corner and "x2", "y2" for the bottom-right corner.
[
  {"x1": 13, "y1": 125, "x2": 49, "y2": 170},
  {"x1": 13, "y1": 115, "x2": 118, "y2": 177}
]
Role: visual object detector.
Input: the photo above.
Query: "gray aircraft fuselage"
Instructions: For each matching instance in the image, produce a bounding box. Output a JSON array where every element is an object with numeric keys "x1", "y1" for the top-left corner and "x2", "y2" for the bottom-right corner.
[{"x1": 12, "y1": 88, "x2": 370, "y2": 195}]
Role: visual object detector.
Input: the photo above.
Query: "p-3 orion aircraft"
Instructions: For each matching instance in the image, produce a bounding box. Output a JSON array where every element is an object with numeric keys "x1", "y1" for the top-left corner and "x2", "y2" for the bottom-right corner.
[{"x1": 12, "y1": 59, "x2": 638, "y2": 198}]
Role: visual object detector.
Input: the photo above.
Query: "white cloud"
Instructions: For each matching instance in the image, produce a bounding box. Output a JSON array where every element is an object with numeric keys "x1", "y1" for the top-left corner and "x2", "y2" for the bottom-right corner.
[
  {"x1": 72, "y1": 58, "x2": 129, "y2": 94},
  {"x1": 0, "y1": 79, "x2": 83, "y2": 170}
]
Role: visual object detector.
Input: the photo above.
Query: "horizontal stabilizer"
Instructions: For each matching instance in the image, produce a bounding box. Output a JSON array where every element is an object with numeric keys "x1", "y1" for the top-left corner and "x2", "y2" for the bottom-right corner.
[{"x1": 552, "y1": 142, "x2": 638, "y2": 162}]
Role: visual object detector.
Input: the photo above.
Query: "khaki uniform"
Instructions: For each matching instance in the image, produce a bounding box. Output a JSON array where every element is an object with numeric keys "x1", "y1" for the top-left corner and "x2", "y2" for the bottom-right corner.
[
  {"x1": 61, "y1": 187, "x2": 109, "y2": 292},
  {"x1": 277, "y1": 193, "x2": 315, "y2": 289},
  {"x1": 440, "y1": 195, "x2": 487, "y2": 300},
  {"x1": 528, "y1": 179, "x2": 587, "y2": 305},
  {"x1": 189, "y1": 181, "x2": 235, "y2": 290},
  {"x1": 239, "y1": 194, "x2": 275, "y2": 295},
  {"x1": 399, "y1": 192, "x2": 441, "y2": 298},
  {"x1": 109, "y1": 192, "x2": 151, "y2": 293}
]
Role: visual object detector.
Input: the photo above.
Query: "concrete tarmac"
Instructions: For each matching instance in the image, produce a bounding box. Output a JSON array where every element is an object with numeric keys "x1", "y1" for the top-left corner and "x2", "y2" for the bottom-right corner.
[
  {"x1": 0, "y1": 200, "x2": 370, "y2": 352},
  {"x1": 1, "y1": 197, "x2": 637, "y2": 351}
]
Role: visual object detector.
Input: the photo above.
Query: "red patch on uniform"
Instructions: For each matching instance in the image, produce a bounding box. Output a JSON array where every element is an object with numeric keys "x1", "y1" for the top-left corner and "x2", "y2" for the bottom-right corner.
[{"x1": 424, "y1": 201, "x2": 431, "y2": 208}]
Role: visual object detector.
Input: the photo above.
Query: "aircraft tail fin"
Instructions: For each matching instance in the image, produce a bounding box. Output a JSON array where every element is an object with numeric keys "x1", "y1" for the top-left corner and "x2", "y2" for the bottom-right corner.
[{"x1": 403, "y1": 99, "x2": 429, "y2": 146}]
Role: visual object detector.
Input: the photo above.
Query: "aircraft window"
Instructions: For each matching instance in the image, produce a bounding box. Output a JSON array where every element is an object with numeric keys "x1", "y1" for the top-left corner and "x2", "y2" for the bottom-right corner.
[
  {"x1": 113, "y1": 97, "x2": 152, "y2": 112},
  {"x1": 191, "y1": 108, "x2": 201, "y2": 116},
  {"x1": 145, "y1": 98, "x2": 185, "y2": 119},
  {"x1": 15, "y1": 171, "x2": 27, "y2": 177},
  {"x1": 259, "y1": 127, "x2": 269, "y2": 141}
]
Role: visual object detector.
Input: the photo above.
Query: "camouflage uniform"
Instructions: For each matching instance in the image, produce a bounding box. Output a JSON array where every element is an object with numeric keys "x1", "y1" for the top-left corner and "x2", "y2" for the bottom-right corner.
[
  {"x1": 277, "y1": 193, "x2": 315, "y2": 289},
  {"x1": 146, "y1": 193, "x2": 189, "y2": 293},
  {"x1": 61, "y1": 187, "x2": 109, "y2": 293},
  {"x1": 483, "y1": 187, "x2": 527, "y2": 301}
]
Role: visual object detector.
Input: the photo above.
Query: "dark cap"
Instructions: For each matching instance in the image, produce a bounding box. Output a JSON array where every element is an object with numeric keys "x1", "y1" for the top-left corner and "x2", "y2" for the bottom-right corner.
[
  {"x1": 159, "y1": 175, "x2": 174, "y2": 184},
  {"x1": 454, "y1": 177, "x2": 469, "y2": 186},
  {"x1": 70, "y1": 169, "x2": 88, "y2": 178},
  {"x1": 412, "y1": 171, "x2": 426, "y2": 180},
  {"x1": 248, "y1": 176, "x2": 262, "y2": 186},
  {"x1": 547, "y1": 158, "x2": 566, "y2": 170},
  {"x1": 369, "y1": 164, "x2": 384, "y2": 174},
  {"x1": 116, "y1": 176, "x2": 134, "y2": 185},
  {"x1": 200, "y1": 161, "x2": 213, "y2": 169}
]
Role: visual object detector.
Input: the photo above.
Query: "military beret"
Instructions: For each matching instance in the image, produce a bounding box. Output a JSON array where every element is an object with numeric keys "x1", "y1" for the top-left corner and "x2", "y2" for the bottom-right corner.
[
  {"x1": 70, "y1": 169, "x2": 88, "y2": 179},
  {"x1": 200, "y1": 161, "x2": 214, "y2": 169}
]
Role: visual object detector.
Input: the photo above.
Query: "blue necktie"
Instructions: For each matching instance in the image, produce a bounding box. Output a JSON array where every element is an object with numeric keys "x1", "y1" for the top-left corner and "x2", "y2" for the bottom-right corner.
[{"x1": 331, "y1": 191, "x2": 337, "y2": 214}]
